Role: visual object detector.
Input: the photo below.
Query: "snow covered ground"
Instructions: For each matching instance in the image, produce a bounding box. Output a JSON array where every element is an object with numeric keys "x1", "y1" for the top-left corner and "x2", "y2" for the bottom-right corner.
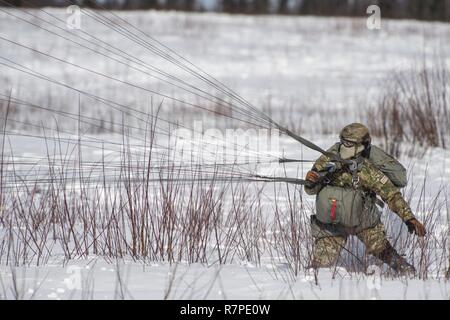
[
  {"x1": 1, "y1": 257, "x2": 449, "y2": 300},
  {"x1": 0, "y1": 9, "x2": 449, "y2": 299}
]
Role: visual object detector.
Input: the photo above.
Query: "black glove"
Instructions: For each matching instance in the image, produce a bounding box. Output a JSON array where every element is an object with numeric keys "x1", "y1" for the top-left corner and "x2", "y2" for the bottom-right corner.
[{"x1": 405, "y1": 218, "x2": 426, "y2": 237}]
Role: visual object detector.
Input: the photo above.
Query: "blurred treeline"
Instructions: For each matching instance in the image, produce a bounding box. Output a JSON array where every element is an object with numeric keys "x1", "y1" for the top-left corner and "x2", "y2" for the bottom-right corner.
[{"x1": 3, "y1": 0, "x2": 450, "y2": 22}]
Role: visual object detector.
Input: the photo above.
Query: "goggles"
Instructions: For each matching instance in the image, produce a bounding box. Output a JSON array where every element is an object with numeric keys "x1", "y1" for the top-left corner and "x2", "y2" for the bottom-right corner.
[{"x1": 340, "y1": 139, "x2": 360, "y2": 148}]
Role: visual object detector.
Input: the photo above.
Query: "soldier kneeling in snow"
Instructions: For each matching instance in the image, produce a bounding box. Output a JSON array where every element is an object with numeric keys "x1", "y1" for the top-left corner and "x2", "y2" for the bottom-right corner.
[{"x1": 304, "y1": 123, "x2": 426, "y2": 274}]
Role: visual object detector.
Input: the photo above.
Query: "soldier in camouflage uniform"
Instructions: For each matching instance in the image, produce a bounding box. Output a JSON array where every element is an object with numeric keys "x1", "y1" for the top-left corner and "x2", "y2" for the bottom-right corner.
[{"x1": 304, "y1": 123, "x2": 426, "y2": 274}]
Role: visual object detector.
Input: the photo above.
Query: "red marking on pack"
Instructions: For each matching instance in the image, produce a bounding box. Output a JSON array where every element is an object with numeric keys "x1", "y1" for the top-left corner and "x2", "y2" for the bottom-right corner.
[{"x1": 330, "y1": 199, "x2": 337, "y2": 222}]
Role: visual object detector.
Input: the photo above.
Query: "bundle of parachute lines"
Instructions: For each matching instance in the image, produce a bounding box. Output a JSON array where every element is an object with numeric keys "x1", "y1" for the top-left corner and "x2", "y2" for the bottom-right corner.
[{"x1": 0, "y1": 1, "x2": 339, "y2": 203}]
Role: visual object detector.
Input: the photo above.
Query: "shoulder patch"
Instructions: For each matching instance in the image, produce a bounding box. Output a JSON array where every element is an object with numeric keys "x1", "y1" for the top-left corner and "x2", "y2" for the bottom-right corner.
[{"x1": 380, "y1": 175, "x2": 389, "y2": 185}]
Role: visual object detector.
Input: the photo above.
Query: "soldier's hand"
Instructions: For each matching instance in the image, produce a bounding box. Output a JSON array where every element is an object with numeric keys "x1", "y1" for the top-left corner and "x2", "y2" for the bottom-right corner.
[
  {"x1": 405, "y1": 218, "x2": 426, "y2": 237},
  {"x1": 305, "y1": 170, "x2": 320, "y2": 188}
]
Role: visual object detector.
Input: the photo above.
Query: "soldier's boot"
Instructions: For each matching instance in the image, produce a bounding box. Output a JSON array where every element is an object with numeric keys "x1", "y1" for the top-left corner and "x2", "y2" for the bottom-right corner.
[{"x1": 376, "y1": 243, "x2": 416, "y2": 275}]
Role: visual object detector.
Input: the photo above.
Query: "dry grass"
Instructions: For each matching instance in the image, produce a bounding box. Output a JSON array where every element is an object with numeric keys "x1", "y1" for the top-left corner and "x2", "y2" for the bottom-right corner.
[
  {"x1": 0, "y1": 119, "x2": 448, "y2": 282},
  {"x1": 367, "y1": 61, "x2": 450, "y2": 157}
]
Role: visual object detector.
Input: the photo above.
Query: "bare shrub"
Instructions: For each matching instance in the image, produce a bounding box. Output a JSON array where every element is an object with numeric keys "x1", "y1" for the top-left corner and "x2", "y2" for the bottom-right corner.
[
  {"x1": 0, "y1": 98, "x2": 448, "y2": 282},
  {"x1": 367, "y1": 62, "x2": 450, "y2": 157}
]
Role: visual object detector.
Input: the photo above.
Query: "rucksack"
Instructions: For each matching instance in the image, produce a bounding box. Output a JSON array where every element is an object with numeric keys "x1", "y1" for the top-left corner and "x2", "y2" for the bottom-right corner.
[{"x1": 367, "y1": 145, "x2": 407, "y2": 188}]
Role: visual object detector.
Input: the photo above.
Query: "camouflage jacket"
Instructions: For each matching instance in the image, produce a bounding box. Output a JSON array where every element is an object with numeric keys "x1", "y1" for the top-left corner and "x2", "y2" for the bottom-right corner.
[{"x1": 305, "y1": 150, "x2": 415, "y2": 223}]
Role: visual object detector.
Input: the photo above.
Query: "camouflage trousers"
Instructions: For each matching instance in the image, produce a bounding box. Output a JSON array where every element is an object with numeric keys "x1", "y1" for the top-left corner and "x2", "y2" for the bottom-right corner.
[{"x1": 311, "y1": 216, "x2": 389, "y2": 268}]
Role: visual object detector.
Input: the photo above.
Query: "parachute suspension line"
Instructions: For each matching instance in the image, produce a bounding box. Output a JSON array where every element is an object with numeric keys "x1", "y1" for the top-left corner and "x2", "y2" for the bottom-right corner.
[
  {"x1": 81, "y1": 7, "x2": 271, "y2": 123},
  {"x1": 0, "y1": 94, "x2": 276, "y2": 167},
  {"x1": 24, "y1": 0, "x2": 274, "y2": 128},
  {"x1": 0, "y1": 102, "x2": 278, "y2": 175},
  {"x1": 0, "y1": 3, "x2": 333, "y2": 186},
  {"x1": 86, "y1": 2, "x2": 277, "y2": 127},
  {"x1": 0, "y1": 6, "x2": 280, "y2": 163},
  {"x1": 0, "y1": 95, "x2": 283, "y2": 190},
  {"x1": 0, "y1": 5, "x2": 270, "y2": 135},
  {"x1": 0, "y1": 58, "x2": 279, "y2": 165},
  {"x1": 0, "y1": 32, "x2": 267, "y2": 131},
  {"x1": 0, "y1": 0, "x2": 278, "y2": 145},
  {"x1": 73, "y1": 2, "x2": 337, "y2": 160},
  {"x1": 0, "y1": 92, "x2": 273, "y2": 166},
  {"x1": 0, "y1": 3, "x2": 272, "y2": 129}
]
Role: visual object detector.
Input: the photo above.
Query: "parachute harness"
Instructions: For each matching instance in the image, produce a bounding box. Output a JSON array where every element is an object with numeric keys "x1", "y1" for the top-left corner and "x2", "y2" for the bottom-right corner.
[{"x1": 348, "y1": 157, "x2": 364, "y2": 189}]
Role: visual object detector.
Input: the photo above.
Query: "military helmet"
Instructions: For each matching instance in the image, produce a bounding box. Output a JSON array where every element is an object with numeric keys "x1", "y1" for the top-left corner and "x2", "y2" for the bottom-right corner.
[{"x1": 339, "y1": 123, "x2": 371, "y2": 146}]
